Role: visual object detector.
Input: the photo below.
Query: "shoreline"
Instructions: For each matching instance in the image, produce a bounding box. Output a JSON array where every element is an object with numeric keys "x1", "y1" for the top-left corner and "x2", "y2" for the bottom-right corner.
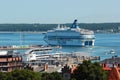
[
  {"x1": 0, "y1": 31, "x2": 46, "y2": 34},
  {"x1": 0, "y1": 31, "x2": 119, "y2": 34}
]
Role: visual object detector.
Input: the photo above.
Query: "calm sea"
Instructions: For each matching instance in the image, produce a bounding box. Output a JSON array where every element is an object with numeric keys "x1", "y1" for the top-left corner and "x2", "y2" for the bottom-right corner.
[{"x1": 0, "y1": 32, "x2": 120, "y2": 60}]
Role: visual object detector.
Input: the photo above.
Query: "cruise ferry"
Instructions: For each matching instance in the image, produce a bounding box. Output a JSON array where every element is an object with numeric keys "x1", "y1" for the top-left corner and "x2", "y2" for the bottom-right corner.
[{"x1": 44, "y1": 20, "x2": 95, "y2": 46}]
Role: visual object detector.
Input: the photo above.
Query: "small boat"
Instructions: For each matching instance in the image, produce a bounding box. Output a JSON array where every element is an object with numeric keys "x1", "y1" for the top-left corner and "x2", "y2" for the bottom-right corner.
[{"x1": 110, "y1": 49, "x2": 115, "y2": 54}]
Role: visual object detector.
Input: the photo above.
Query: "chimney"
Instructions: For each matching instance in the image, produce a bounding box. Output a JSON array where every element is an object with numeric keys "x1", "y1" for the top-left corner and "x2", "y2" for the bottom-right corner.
[{"x1": 44, "y1": 63, "x2": 48, "y2": 71}]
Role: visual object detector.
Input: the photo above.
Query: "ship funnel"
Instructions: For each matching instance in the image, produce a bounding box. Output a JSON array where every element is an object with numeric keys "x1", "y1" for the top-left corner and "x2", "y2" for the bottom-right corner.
[{"x1": 71, "y1": 19, "x2": 78, "y2": 28}]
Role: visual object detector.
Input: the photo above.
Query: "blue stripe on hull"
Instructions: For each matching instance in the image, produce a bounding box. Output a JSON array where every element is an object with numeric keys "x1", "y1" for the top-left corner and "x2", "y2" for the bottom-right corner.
[{"x1": 48, "y1": 44, "x2": 93, "y2": 47}]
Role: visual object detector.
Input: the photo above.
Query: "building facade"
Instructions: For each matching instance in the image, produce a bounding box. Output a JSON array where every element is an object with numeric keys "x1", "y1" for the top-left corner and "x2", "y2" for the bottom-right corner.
[{"x1": 0, "y1": 51, "x2": 22, "y2": 72}]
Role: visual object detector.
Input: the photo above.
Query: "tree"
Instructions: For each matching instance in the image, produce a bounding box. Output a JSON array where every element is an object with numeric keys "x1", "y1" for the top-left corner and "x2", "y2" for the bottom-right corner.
[
  {"x1": 0, "y1": 69, "x2": 63, "y2": 80},
  {"x1": 6, "y1": 69, "x2": 42, "y2": 80},
  {"x1": 0, "y1": 72, "x2": 8, "y2": 80},
  {"x1": 72, "y1": 60, "x2": 107, "y2": 80},
  {"x1": 41, "y1": 72, "x2": 63, "y2": 80}
]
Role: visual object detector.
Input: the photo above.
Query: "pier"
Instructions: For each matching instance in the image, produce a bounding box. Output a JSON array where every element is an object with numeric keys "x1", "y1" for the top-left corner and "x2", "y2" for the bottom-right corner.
[{"x1": 0, "y1": 45, "x2": 57, "y2": 50}]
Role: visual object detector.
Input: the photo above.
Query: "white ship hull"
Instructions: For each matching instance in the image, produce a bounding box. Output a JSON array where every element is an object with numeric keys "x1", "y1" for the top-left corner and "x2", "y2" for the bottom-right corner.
[{"x1": 44, "y1": 38, "x2": 95, "y2": 46}]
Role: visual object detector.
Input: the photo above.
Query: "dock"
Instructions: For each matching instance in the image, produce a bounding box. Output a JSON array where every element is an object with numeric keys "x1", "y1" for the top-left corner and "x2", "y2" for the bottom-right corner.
[{"x1": 0, "y1": 45, "x2": 59, "y2": 50}]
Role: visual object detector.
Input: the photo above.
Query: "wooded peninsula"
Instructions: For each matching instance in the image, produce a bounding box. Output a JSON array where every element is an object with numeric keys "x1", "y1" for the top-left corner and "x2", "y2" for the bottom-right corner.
[{"x1": 0, "y1": 23, "x2": 120, "y2": 33}]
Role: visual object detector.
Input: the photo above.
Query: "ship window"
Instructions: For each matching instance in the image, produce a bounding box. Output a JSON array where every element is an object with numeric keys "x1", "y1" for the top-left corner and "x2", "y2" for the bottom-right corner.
[
  {"x1": 89, "y1": 41, "x2": 92, "y2": 45},
  {"x1": 85, "y1": 41, "x2": 89, "y2": 45},
  {"x1": 85, "y1": 41, "x2": 92, "y2": 46}
]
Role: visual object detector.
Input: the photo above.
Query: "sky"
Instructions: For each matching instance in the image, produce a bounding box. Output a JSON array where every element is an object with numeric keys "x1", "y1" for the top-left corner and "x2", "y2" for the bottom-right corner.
[{"x1": 0, "y1": 0, "x2": 120, "y2": 23}]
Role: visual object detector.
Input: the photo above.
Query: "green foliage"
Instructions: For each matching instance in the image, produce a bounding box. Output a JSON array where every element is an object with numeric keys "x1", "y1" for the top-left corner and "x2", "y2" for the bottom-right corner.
[
  {"x1": 0, "y1": 72, "x2": 8, "y2": 80},
  {"x1": 0, "y1": 69, "x2": 63, "y2": 80},
  {"x1": 72, "y1": 60, "x2": 107, "y2": 80},
  {"x1": 0, "y1": 69, "x2": 41, "y2": 80},
  {"x1": 0, "y1": 24, "x2": 57, "y2": 31},
  {"x1": 8, "y1": 69, "x2": 42, "y2": 80},
  {"x1": 41, "y1": 72, "x2": 63, "y2": 80},
  {"x1": 0, "y1": 23, "x2": 120, "y2": 32},
  {"x1": 71, "y1": 78, "x2": 76, "y2": 80}
]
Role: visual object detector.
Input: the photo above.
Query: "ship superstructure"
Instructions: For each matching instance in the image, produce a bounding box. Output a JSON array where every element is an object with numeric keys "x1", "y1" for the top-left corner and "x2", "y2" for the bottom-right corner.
[{"x1": 44, "y1": 20, "x2": 95, "y2": 46}]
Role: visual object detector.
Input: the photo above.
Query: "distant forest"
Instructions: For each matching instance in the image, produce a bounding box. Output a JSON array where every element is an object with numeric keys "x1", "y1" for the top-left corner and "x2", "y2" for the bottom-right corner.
[{"x1": 0, "y1": 23, "x2": 120, "y2": 33}]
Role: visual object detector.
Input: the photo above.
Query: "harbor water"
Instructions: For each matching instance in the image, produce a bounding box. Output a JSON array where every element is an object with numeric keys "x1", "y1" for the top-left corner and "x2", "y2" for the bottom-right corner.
[{"x1": 0, "y1": 32, "x2": 120, "y2": 60}]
